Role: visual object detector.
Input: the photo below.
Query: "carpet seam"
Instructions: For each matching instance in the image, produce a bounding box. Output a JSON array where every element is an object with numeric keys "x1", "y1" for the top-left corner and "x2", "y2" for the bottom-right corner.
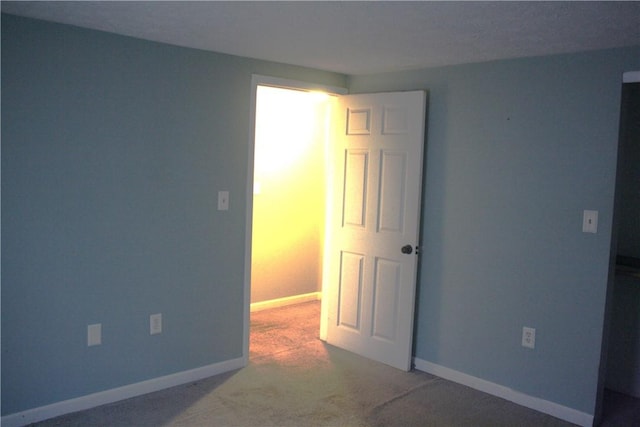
[{"x1": 369, "y1": 377, "x2": 441, "y2": 415}]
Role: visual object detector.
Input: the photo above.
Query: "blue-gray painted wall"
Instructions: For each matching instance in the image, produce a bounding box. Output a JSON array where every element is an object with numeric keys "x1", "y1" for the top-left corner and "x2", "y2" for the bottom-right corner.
[
  {"x1": 349, "y1": 47, "x2": 639, "y2": 413},
  {"x1": 3, "y1": 11, "x2": 640, "y2": 419},
  {"x1": 1, "y1": 14, "x2": 345, "y2": 415}
]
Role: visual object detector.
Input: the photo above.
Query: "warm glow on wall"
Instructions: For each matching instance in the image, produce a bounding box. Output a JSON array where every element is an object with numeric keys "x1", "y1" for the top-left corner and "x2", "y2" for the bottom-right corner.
[
  {"x1": 254, "y1": 87, "x2": 330, "y2": 175},
  {"x1": 251, "y1": 85, "x2": 331, "y2": 304}
]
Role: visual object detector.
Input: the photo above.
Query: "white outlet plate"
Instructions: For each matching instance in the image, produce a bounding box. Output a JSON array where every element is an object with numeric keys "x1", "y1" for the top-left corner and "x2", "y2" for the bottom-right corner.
[
  {"x1": 150, "y1": 313, "x2": 162, "y2": 335},
  {"x1": 522, "y1": 326, "x2": 536, "y2": 349},
  {"x1": 87, "y1": 323, "x2": 102, "y2": 346}
]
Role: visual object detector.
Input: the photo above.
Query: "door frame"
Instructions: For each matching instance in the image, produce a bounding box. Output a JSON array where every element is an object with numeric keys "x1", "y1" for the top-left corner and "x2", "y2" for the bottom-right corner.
[{"x1": 243, "y1": 75, "x2": 347, "y2": 364}]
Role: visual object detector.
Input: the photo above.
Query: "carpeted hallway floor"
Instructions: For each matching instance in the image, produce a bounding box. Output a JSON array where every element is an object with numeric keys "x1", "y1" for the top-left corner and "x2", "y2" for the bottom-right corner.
[{"x1": 29, "y1": 300, "x2": 639, "y2": 426}]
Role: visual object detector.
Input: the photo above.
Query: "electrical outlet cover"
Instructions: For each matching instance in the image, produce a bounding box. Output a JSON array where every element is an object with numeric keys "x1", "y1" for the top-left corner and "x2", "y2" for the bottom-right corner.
[{"x1": 522, "y1": 326, "x2": 536, "y2": 349}]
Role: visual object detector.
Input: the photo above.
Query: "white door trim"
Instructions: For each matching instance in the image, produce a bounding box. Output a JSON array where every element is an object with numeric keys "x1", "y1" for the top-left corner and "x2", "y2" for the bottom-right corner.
[{"x1": 243, "y1": 75, "x2": 347, "y2": 364}]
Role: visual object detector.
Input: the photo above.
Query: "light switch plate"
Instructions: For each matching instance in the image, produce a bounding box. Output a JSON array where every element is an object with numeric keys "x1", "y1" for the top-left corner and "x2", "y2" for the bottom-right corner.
[
  {"x1": 582, "y1": 210, "x2": 598, "y2": 233},
  {"x1": 88, "y1": 323, "x2": 102, "y2": 346},
  {"x1": 218, "y1": 191, "x2": 229, "y2": 211},
  {"x1": 150, "y1": 313, "x2": 162, "y2": 335}
]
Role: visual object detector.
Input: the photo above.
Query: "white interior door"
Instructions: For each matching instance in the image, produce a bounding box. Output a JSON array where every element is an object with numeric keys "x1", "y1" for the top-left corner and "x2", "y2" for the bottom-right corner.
[{"x1": 325, "y1": 91, "x2": 426, "y2": 371}]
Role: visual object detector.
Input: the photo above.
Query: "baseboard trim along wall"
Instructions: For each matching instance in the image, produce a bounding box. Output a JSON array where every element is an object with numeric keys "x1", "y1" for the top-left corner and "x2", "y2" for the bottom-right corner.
[
  {"x1": 250, "y1": 291, "x2": 321, "y2": 312},
  {"x1": 413, "y1": 358, "x2": 594, "y2": 427},
  {"x1": 1, "y1": 357, "x2": 245, "y2": 427}
]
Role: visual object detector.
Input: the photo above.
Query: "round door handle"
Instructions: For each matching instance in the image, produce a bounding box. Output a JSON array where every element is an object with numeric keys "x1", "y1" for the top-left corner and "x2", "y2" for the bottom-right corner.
[{"x1": 401, "y1": 244, "x2": 413, "y2": 254}]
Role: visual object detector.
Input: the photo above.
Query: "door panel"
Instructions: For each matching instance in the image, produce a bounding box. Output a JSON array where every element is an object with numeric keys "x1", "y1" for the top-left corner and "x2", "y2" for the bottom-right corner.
[
  {"x1": 378, "y1": 151, "x2": 407, "y2": 232},
  {"x1": 326, "y1": 91, "x2": 426, "y2": 371},
  {"x1": 337, "y1": 251, "x2": 364, "y2": 330},
  {"x1": 343, "y1": 151, "x2": 369, "y2": 228},
  {"x1": 372, "y1": 257, "x2": 401, "y2": 341}
]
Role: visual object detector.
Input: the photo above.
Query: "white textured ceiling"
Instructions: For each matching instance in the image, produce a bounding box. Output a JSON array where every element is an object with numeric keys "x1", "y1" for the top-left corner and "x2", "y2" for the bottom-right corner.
[{"x1": 2, "y1": 1, "x2": 639, "y2": 75}]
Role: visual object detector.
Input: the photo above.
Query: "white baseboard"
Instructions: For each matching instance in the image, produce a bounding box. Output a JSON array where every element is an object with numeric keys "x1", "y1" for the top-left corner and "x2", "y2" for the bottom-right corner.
[
  {"x1": 250, "y1": 291, "x2": 321, "y2": 312},
  {"x1": 413, "y1": 357, "x2": 594, "y2": 427},
  {"x1": 1, "y1": 357, "x2": 245, "y2": 427}
]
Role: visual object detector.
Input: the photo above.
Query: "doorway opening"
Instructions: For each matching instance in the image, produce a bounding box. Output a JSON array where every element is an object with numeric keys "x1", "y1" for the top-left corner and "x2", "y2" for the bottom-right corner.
[
  {"x1": 247, "y1": 80, "x2": 340, "y2": 361},
  {"x1": 600, "y1": 72, "x2": 640, "y2": 423},
  {"x1": 243, "y1": 79, "x2": 424, "y2": 370}
]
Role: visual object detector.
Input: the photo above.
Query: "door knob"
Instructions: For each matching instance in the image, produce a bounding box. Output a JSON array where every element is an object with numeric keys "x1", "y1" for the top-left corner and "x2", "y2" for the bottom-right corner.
[{"x1": 401, "y1": 244, "x2": 413, "y2": 254}]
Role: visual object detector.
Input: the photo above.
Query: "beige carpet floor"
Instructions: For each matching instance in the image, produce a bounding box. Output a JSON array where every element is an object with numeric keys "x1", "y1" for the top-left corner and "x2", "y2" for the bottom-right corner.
[{"x1": 29, "y1": 301, "x2": 638, "y2": 426}]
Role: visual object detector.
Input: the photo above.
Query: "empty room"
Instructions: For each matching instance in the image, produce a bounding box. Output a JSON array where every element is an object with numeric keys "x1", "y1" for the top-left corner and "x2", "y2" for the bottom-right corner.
[{"x1": 2, "y1": 2, "x2": 639, "y2": 426}]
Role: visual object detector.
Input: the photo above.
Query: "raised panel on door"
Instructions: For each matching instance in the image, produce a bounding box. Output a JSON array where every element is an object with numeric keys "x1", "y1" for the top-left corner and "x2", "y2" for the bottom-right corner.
[
  {"x1": 342, "y1": 150, "x2": 369, "y2": 229},
  {"x1": 337, "y1": 251, "x2": 365, "y2": 331},
  {"x1": 371, "y1": 257, "x2": 401, "y2": 342},
  {"x1": 377, "y1": 151, "x2": 407, "y2": 233}
]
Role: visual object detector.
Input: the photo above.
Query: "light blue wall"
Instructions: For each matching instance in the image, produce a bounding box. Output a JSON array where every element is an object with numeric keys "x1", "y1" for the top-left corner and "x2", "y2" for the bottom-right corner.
[
  {"x1": 350, "y1": 47, "x2": 640, "y2": 414},
  {"x1": 1, "y1": 14, "x2": 346, "y2": 415},
  {"x1": 4, "y1": 11, "x2": 639, "y2": 420}
]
